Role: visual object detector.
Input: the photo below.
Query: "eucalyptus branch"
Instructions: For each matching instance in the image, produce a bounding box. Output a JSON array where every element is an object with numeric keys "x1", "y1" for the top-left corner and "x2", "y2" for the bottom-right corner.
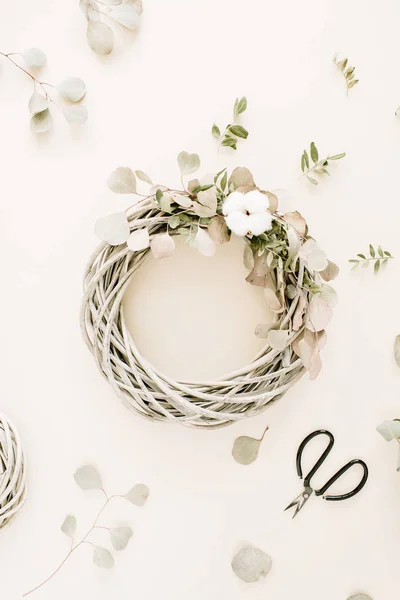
[
  {"x1": 212, "y1": 97, "x2": 248, "y2": 150},
  {"x1": 0, "y1": 49, "x2": 87, "y2": 132},
  {"x1": 349, "y1": 245, "x2": 393, "y2": 274},
  {"x1": 333, "y1": 53, "x2": 359, "y2": 94},
  {"x1": 301, "y1": 142, "x2": 345, "y2": 185},
  {"x1": 23, "y1": 465, "x2": 149, "y2": 597}
]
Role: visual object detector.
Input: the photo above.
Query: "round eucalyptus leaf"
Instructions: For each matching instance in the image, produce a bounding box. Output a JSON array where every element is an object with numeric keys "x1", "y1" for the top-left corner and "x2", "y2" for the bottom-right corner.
[
  {"x1": 28, "y1": 91, "x2": 48, "y2": 115},
  {"x1": 125, "y1": 483, "x2": 149, "y2": 506},
  {"x1": 231, "y1": 546, "x2": 272, "y2": 583},
  {"x1": 23, "y1": 48, "x2": 46, "y2": 68},
  {"x1": 127, "y1": 228, "x2": 150, "y2": 252},
  {"x1": 94, "y1": 212, "x2": 130, "y2": 245},
  {"x1": 56, "y1": 77, "x2": 87, "y2": 102},
  {"x1": 232, "y1": 436, "x2": 261, "y2": 465},
  {"x1": 73, "y1": 465, "x2": 102, "y2": 490},
  {"x1": 63, "y1": 105, "x2": 88, "y2": 125},
  {"x1": 108, "y1": 167, "x2": 136, "y2": 194},
  {"x1": 61, "y1": 514, "x2": 77, "y2": 538},
  {"x1": 93, "y1": 546, "x2": 114, "y2": 569},
  {"x1": 87, "y1": 21, "x2": 114, "y2": 55},
  {"x1": 347, "y1": 594, "x2": 373, "y2": 600},
  {"x1": 110, "y1": 526, "x2": 133, "y2": 550},
  {"x1": 30, "y1": 108, "x2": 53, "y2": 134},
  {"x1": 111, "y1": 4, "x2": 141, "y2": 30}
]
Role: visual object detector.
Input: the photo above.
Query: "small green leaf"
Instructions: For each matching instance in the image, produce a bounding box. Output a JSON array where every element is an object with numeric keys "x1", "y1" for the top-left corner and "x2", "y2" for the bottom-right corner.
[
  {"x1": 303, "y1": 150, "x2": 310, "y2": 169},
  {"x1": 221, "y1": 136, "x2": 237, "y2": 150},
  {"x1": 236, "y1": 96, "x2": 247, "y2": 115},
  {"x1": 357, "y1": 254, "x2": 366, "y2": 259},
  {"x1": 369, "y1": 244, "x2": 375, "y2": 258},
  {"x1": 384, "y1": 251, "x2": 392, "y2": 257},
  {"x1": 220, "y1": 171, "x2": 227, "y2": 191},
  {"x1": 310, "y1": 142, "x2": 319, "y2": 163},
  {"x1": 374, "y1": 260, "x2": 380, "y2": 274},
  {"x1": 307, "y1": 175, "x2": 318, "y2": 185},
  {"x1": 228, "y1": 125, "x2": 249, "y2": 139},
  {"x1": 348, "y1": 79, "x2": 359, "y2": 88},
  {"x1": 212, "y1": 123, "x2": 221, "y2": 139},
  {"x1": 155, "y1": 189, "x2": 163, "y2": 202},
  {"x1": 328, "y1": 153, "x2": 346, "y2": 160},
  {"x1": 301, "y1": 153, "x2": 306, "y2": 172},
  {"x1": 378, "y1": 245, "x2": 384, "y2": 257}
]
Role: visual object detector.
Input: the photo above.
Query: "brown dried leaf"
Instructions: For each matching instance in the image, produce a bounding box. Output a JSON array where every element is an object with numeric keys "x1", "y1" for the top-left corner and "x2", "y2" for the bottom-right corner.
[
  {"x1": 264, "y1": 191, "x2": 278, "y2": 212},
  {"x1": 283, "y1": 211, "x2": 307, "y2": 237},
  {"x1": 320, "y1": 260, "x2": 339, "y2": 282},
  {"x1": 207, "y1": 216, "x2": 230, "y2": 244},
  {"x1": 228, "y1": 167, "x2": 256, "y2": 192}
]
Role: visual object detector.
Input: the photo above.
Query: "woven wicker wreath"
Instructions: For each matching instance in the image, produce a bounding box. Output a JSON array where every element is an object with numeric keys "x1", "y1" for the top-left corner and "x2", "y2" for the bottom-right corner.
[
  {"x1": 81, "y1": 158, "x2": 338, "y2": 428},
  {"x1": 0, "y1": 414, "x2": 27, "y2": 530}
]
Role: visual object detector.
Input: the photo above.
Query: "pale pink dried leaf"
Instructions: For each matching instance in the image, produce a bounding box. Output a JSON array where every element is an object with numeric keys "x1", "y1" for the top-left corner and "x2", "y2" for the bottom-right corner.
[
  {"x1": 150, "y1": 234, "x2": 175, "y2": 259},
  {"x1": 283, "y1": 211, "x2": 307, "y2": 237},
  {"x1": 228, "y1": 167, "x2": 256, "y2": 191},
  {"x1": 306, "y1": 296, "x2": 333, "y2": 332},
  {"x1": 207, "y1": 216, "x2": 230, "y2": 244}
]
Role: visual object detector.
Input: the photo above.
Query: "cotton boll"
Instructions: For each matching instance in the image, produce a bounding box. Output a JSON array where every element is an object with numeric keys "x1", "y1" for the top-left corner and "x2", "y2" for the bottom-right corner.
[
  {"x1": 222, "y1": 191, "x2": 245, "y2": 215},
  {"x1": 243, "y1": 190, "x2": 269, "y2": 214},
  {"x1": 226, "y1": 212, "x2": 250, "y2": 236},
  {"x1": 247, "y1": 212, "x2": 273, "y2": 236}
]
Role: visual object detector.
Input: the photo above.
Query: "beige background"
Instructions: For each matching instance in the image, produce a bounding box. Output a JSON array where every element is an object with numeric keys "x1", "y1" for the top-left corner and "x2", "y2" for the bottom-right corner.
[{"x1": 1, "y1": 0, "x2": 400, "y2": 598}]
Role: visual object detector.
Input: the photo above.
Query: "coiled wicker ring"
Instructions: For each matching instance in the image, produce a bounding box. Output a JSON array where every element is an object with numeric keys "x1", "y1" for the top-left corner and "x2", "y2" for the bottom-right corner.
[{"x1": 0, "y1": 414, "x2": 27, "y2": 530}]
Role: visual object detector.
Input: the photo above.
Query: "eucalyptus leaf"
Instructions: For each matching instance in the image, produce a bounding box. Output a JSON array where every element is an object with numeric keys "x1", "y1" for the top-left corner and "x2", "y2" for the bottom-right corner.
[
  {"x1": 394, "y1": 335, "x2": 400, "y2": 367},
  {"x1": 111, "y1": 4, "x2": 141, "y2": 29},
  {"x1": 212, "y1": 123, "x2": 220, "y2": 139},
  {"x1": 94, "y1": 212, "x2": 130, "y2": 245},
  {"x1": 347, "y1": 595, "x2": 373, "y2": 600},
  {"x1": 192, "y1": 188, "x2": 217, "y2": 217},
  {"x1": 135, "y1": 170, "x2": 153, "y2": 185},
  {"x1": 172, "y1": 193, "x2": 192, "y2": 208},
  {"x1": 28, "y1": 91, "x2": 48, "y2": 115},
  {"x1": 125, "y1": 483, "x2": 149, "y2": 506},
  {"x1": 110, "y1": 526, "x2": 133, "y2": 550},
  {"x1": 108, "y1": 167, "x2": 136, "y2": 194},
  {"x1": 267, "y1": 329, "x2": 289, "y2": 350},
  {"x1": 56, "y1": 78, "x2": 87, "y2": 102},
  {"x1": 63, "y1": 105, "x2": 88, "y2": 125},
  {"x1": 127, "y1": 228, "x2": 150, "y2": 252},
  {"x1": 74, "y1": 465, "x2": 102, "y2": 490},
  {"x1": 228, "y1": 167, "x2": 255, "y2": 191},
  {"x1": 231, "y1": 546, "x2": 272, "y2": 583},
  {"x1": 177, "y1": 151, "x2": 200, "y2": 176},
  {"x1": 30, "y1": 108, "x2": 53, "y2": 133},
  {"x1": 23, "y1": 48, "x2": 47, "y2": 68},
  {"x1": 61, "y1": 514, "x2": 76, "y2": 538},
  {"x1": 93, "y1": 546, "x2": 114, "y2": 569},
  {"x1": 232, "y1": 427, "x2": 268, "y2": 465},
  {"x1": 195, "y1": 227, "x2": 216, "y2": 257},
  {"x1": 151, "y1": 233, "x2": 175, "y2": 259},
  {"x1": 87, "y1": 21, "x2": 114, "y2": 55},
  {"x1": 207, "y1": 216, "x2": 230, "y2": 244},
  {"x1": 376, "y1": 420, "x2": 400, "y2": 441}
]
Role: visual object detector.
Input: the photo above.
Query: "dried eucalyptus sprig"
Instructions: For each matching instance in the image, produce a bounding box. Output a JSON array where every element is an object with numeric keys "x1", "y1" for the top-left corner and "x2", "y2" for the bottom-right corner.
[
  {"x1": 377, "y1": 420, "x2": 400, "y2": 472},
  {"x1": 333, "y1": 54, "x2": 359, "y2": 94},
  {"x1": 80, "y1": 0, "x2": 142, "y2": 56},
  {"x1": 212, "y1": 97, "x2": 248, "y2": 150},
  {"x1": 301, "y1": 142, "x2": 345, "y2": 185},
  {"x1": 0, "y1": 49, "x2": 87, "y2": 132},
  {"x1": 349, "y1": 245, "x2": 393, "y2": 274},
  {"x1": 23, "y1": 465, "x2": 149, "y2": 597}
]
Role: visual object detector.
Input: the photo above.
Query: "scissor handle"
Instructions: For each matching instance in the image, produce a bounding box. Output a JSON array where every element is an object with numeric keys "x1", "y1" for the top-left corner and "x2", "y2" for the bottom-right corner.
[
  {"x1": 315, "y1": 459, "x2": 369, "y2": 501},
  {"x1": 297, "y1": 429, "x2": 335, "y2": 488}
]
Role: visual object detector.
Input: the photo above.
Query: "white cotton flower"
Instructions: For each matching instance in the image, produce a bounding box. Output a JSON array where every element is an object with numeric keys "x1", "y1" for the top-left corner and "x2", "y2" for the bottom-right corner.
[{"x1": 222, "y1": 190, "x2": 273, "y2": 237}]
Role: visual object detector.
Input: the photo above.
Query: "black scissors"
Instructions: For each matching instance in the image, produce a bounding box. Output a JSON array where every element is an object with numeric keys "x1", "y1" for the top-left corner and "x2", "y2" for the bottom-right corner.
[{"x1": 285, "y1": 429, "x2": 368, "y2": 518}]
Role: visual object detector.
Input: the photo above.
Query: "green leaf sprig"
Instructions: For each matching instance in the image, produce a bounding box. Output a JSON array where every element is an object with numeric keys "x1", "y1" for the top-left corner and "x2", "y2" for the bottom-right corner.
[
  {"x1": 333, "y1": 53, "x2": 359, "y2": 94},
  {"x1": 301, "y1": 142, "x2": 345, "y2": 185},
  {"x1": 212, "y1": 97, "x2": 248, "y2": 150},
  {"x1": 23, "y1": 465, "x2": 149, "y2": 597},
  {"x1": 349, "y1": 245, "x2": 393, "y2": 274}
]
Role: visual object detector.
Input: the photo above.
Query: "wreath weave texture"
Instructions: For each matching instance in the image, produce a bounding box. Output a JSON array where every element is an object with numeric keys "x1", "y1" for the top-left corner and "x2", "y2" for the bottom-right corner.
[
  {"x1": 0, "y1": 414, "x2": 26, "y2": 530},
  {"x1": 81, "y1": 164, "x2": 337, "y2": 429}
]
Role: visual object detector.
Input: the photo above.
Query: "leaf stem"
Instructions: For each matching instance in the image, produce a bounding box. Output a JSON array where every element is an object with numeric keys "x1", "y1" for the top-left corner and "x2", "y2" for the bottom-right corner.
[
  {"x1": 23, "y1": 495, "x2": 115, "y2": 597},
  {"x1": 0, "y1": 51, "x2": 55, "y2": 104}
]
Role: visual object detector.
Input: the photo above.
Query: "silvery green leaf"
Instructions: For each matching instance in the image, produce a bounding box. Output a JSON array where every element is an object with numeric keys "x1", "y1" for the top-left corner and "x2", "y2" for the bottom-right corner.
[
  {"x1": 74, "y1": 465, "x2": 102, "y2": 490},
  {"x1": 28, "y1": 91, "x2": 48, "y2": 115},
  {"x1": 195, "y1": 227, "x2": 216, "y2": 257},
  {"x1": 212, "y1": 123, "x2": 220, "y2": 139},
  {"x1": 127, "y1": 228, "x2": 150, "y2": 252},
  {"x1": 151, "y1": 233, "x2": 175, "y2": 259},
  {"x1": 111, "y1": 4, "x2": 141, "y2": 29},
  {"x1": 177, "y1": 151, "x2": 200, "y2": 176},
  {"x1": 232, "y1": 428, "x2": 268, "y2": 465},
  {"x1": 23, "y1": 48, "x2": 47, "y2": 68},
  {"x1": 192, "y1": 188, "x2": 217, "y2": 218},
  {"x1": 319, "y1": 284, "x2": 338, "y2": 308},
  {"x1": 63, "y1": 105, "x2": 88, "y2": 125},
  {"x1": 376, "y1": 420, "x2": 400, "y2": 441},
  {"x1": 394, "y1": 335, "x2": 400, "y2": 367},
  {"x1": 110, "y1": 526, "x2": 133, "y2": 550},
  {"x1": 169, "y1": 215, "x2": 180, "y2": 229},
  {"x1": 61, "y1": 514, "x2": 76, "y2": 538},
  {"x1": 93, "y1": 546, "x2": 114, "y2": 569},
  {"x1": 94, "y1": 212, "x2": 130, "y2": 245},
  {"x1": 347, "y1": 595, "x2": 373, "y2": 600},
  {"x1": 267, "y1": 329, "x2": 289, "y2": 350},
  {"x1": 125, "y1": 483, "x2": 149, "y2": 506},
  {"x1": 56, "y1": 78, "x2": 87, "y2": 102},
  {"x1": 172, "y1": 193, "x2": 192, "y2": 208},
  {"x1": 87, "y1": 21, "x2": 114, "y2": 55},
  {"x1": 320, "y1": 260, "x2": 339, "y2": 282},
  {"x1": 107, "y1": 167, "x2": 136, "y2": 194},
  {"x1": 30, "y1": 108, "x2": 53, "y2": 134},
  {"x1": 135, "y1": 170, "x2": 153, "y2": 185},
  {"x1": 231, "y1": 546, "x2": 272, "y2": 583}
]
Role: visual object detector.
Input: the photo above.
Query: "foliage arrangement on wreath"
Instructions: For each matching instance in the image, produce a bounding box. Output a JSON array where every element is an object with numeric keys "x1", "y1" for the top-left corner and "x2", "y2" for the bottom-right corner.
[{"x1": 81, "y1": 152, "x2": 338, "y2": 428}]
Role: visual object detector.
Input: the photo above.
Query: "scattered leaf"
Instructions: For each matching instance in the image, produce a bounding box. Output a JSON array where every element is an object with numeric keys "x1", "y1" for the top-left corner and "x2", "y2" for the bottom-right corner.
[
  {"x1": 151, "y1": 233, "x2": 175, "y2": 259},
  {"x1": 135, "y1": 170, "x2": 153, "y2": 185},
  {"x1": 232, "y1": 427, "x2": 269, "y2": 465},
  {"x1": 28, "y1": 91, "x2": 48, "y2": 115},
  {"x1": 23, "y1": 48, "x2": 46, "y2": 68},
  {"x1": 74, "y1": 465, "x2": 102, "y2": 490},
  {"x1": 231, "y1": 546, "x2": 272, "y2": 583},
  {"x1": 63, "y1": 105, "x2": 88, "y2": 125},
  {"x1": 172, "y1": 193, "x2": 192, "y2": 208},
  {"x1": 107, "y1": 167, "x2": 136, "y2": 194},
  {"x1": 94, "y1": 212, "x2": 130, "y2": 245},
  {"x1": 87, "y1": 21, "x2": 114, "y2": 55},
  {"x1": 395, "y1": 335, "x2": 400, "y2": 367},
  {"x1": 110, "y1": 526, "x2": 133, "y2": 551},
  {"x1": 56, "y1": 77, "x2": 86, "y2": 102},
  {"x1": 347, "y1": 594, "x2": 373, "y2": 600},
  {"x1": 127, "y1": 228, "x2": 150, "y2": 252},
  {"x1": 30, "y1": 108, "x2": 53, "y2": 133},
  {"x1": 376, "y1": 420, "x2": 400, "y2": 441},
  {"x1": 125, "y1": 483, "x2": 149, "y2": 506},
  {"x1": 177, "y1": 151, "x2": 200, "y2": 176},
  {"x1": 93, "y1": 546, "x2": 114, "y2": 569},
  {"x1": 111, "y1": 4, "x2": 141, "y2": 29},
  {"x1": 61, "y1": 514, "x2": 76, "y2": 538}
]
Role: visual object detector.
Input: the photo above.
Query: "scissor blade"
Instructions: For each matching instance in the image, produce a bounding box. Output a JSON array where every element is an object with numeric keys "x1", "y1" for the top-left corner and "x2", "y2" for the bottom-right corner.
[{"x1": 284, "y1": 489, "x2": 312, "y2": 518}]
